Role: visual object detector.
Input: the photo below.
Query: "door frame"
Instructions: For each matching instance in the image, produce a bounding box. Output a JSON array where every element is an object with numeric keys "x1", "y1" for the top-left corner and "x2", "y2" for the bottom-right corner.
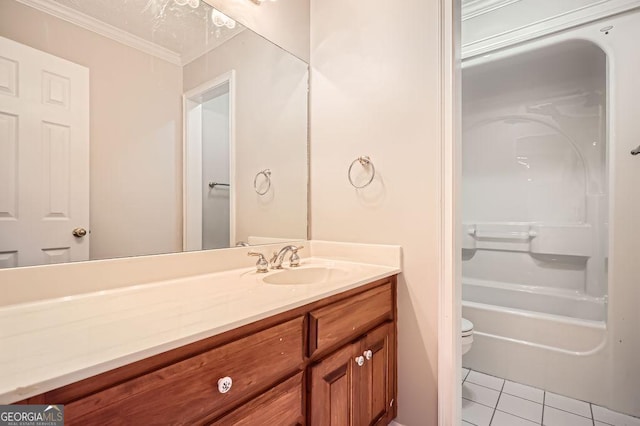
[
  {"x1": 182, "y1": 70, "x2": 236, "y2": 251},
  {"x1": 438, "y1": 0, "x2": 462, "y2": 424}
]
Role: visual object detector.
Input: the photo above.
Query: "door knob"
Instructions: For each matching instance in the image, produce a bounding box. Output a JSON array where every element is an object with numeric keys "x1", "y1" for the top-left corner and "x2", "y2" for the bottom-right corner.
[
  {"x1": 364, "y1": 350, "x2": 373, "y2": 360},
  {"x1": 72, "y1": 228, "x2": 87, "y2": 238},
  {"x1": 355, "y1": 356, "x2": 365, "y2": 367}
]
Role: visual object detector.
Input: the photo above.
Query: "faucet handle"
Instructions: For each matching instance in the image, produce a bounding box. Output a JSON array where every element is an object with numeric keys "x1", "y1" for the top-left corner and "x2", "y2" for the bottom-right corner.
[
  {"x1": 289, "y1": 245, "x2": 304, "y2": 267},
  {"x1": 248, "y1": 251, "x2": 269, "y2": 273},
  {"x1": 290, "y1": 251, "x2": 301, "y2": 267}
]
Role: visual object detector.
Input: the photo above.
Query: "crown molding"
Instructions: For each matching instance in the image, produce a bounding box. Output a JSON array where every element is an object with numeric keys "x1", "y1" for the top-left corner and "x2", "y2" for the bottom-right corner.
[
  {"x1": 14, "y1": 0, "x2": 182, "y2": 66},
  {"x1": 462, "y1": 0, "x2": 522, "y2": 21}
]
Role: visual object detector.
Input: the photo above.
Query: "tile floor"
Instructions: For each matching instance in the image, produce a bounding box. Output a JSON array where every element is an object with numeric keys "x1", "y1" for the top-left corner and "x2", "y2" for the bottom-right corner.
[{"x1": 462, "y1": 368, "x2": 640, "y2": 426}]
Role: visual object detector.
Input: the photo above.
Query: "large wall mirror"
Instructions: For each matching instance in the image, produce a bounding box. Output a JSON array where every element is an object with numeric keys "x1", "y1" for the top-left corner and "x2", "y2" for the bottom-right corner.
[{"x1": 0, "y1": 0, "x2": 308, "y2": 269}]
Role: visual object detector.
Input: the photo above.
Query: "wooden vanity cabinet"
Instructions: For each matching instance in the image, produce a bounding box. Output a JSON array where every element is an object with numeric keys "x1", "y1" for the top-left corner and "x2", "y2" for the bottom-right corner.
[
  {"x1": 18, "y1": 276, "x2": 397, "y2": 426},
  {"x1": 209, "y1": 372, "x2": 305, "y2": 426},
  {"x1": 309, "y1": 322, "x2": 395, "y2": 426},
  {"x1": 65, "y1": 317, "x2": 305, "y2": 425}
]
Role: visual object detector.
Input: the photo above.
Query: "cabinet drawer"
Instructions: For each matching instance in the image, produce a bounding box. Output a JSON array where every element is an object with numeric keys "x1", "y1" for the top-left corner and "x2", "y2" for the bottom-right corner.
[
  {"x1": 309, "y1": 283, "x2": 392, "y2": 356},
  {"x1": 209, "y1": 372, "x2": 303, "y2": 426},
  {"x1": 67, "y1": 317, "x2": 304, "y2": 425}
]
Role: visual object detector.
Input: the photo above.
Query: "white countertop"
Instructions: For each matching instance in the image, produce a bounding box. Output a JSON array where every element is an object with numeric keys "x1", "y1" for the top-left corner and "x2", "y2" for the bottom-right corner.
[{"x1": 0, "y1": 248, "x2": 400, "y2": 404}]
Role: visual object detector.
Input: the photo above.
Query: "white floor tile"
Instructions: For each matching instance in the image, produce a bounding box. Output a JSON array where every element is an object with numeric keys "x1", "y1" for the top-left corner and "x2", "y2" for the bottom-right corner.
[
  {"x1": 592, "y1": 405, "x2": 640, "y2": 426},
  {"x1": 503, "y1": 380, "x2": 544, "y2": 404},
  {"x1": 497, "y1": 393, "x2": 543, "y2": 423},
  {"x1": 491, "y1": 410, "x2": 539, "y2": 426},
  {"x1": 463, "y1": 422, "x2": 475, "y2": 426},
  {"x1": 463, "y1": 382, "x2": 501, "y2": 408},
  {"x1": 544, "y1": 406, "x2": 593, "y2": 426},
  {"x1": 463, "y1": 398, "x2": 494, "y2": 426},
  {"x1": 597, "y1": 422, "x2": 613, "y2": 426},
  {"x1": 545, "y1": 392, "x2": 592, "y2": 418},
  {"x1": 466, "y1": 371, "x2": 505, "y2": 391},
  {"x1": 462, "y1": 368, "x2": 470, "y2": 381}
]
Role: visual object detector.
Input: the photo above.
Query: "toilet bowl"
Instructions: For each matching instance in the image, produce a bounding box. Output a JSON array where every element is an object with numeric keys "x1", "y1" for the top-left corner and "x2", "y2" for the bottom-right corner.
[{"x1": 462, "y1": 318, "x2": 474, "y2": 355}]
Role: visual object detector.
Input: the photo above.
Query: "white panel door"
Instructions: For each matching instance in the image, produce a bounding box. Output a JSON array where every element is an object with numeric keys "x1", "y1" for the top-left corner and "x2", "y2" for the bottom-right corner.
[{"x1": 0, "y1": 36, "x2": 89, "y2": 268}]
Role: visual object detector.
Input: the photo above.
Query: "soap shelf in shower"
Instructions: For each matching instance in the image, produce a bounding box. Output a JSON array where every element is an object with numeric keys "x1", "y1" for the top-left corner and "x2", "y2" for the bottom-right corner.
[{"x1": 463, "y1": 223, "x2": 593, "y2": 257}]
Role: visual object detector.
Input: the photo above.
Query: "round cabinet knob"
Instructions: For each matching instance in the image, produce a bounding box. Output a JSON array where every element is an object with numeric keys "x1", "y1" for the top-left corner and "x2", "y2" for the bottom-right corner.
[
  {"x1": 72, "y1": 228, "x2": 87, "y2": 238},
  {"x1": 217, "y1": 376, "x2": 233, "y2": 394},
  {"x1": 364, "y1": 350, "x2": 373, "y2": 360},
  {"x1": 355, "y1": 356, "x2": 365, "y2": 367}
]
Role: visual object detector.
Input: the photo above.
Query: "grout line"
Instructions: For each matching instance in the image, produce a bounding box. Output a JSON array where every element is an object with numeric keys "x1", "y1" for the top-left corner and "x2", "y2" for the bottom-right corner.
[
  {"x1": 542, "y1": 390, "x2": 546, "y2": 425},
  {"x1": 544, "y1": 403, "x2": 596, "y2": 420},
  {"x1": 462, "y1": 396, "x2": 497, "y2": 411},
  {"x1": 488, "y1": 379, "x2": 506, "y2": 425},
  {"x1": 465, "y1": 379, "x2": 504, "y2": 390},
  {"x1": 501, "y1": 389, "x2": 545, "y2": 406},
  {"x1": 461, "y1": 397, "x2": 487, "y2": 425},
  {"x1": 465, "y1": 379, "x2": 504, "y2": 393},
  {"x1": 590, "y1": 403, "x2": 595, "y2": 426},
  {"x1": 495, "y1": 409, "x2": 541, "y2": 425}
]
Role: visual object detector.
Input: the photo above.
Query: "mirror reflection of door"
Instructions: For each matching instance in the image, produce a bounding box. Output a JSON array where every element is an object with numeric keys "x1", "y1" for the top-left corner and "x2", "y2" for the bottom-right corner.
[
  {"x1": 184, "y1": 72, "x2": 235, "y2": 251},
  {"x1": 0, "y1": 36, "x2": 90, "y2": 268},
  {"x1": 202, "y1": 83, "x2": 231, "y2": 250}
]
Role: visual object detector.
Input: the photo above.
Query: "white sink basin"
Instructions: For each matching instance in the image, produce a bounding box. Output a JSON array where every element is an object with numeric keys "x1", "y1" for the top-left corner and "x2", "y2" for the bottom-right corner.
[{"x1": 262, "y1": 266, "x2": 349, "y2": 285}]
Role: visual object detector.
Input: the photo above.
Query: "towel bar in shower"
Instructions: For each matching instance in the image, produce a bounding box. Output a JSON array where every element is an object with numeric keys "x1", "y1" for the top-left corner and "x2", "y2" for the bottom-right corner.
[
  {"x1": 468, "y1": 226, "x2": 537, "y2": 240},
  {"x1": 209, "y1": 182, "x2": 230, "y2": 189}
]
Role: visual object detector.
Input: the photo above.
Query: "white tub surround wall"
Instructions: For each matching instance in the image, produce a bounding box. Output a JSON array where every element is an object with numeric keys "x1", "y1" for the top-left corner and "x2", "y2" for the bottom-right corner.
[
  {"x1": 463, "y1": 38, "x2": 608, "y2": 322},
  {"x1": 461, "y1": 0, "x2": 640, "y2": 58},
  {"x1": 462, "y1": 11, "x2": 640, "y2": 417},
  {"x1": 0, "y1": 240, "x2": 400, "y2": 404}
]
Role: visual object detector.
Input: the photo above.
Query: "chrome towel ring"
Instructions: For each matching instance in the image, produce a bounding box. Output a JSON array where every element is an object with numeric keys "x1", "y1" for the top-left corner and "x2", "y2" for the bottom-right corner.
[
  {"x1": 254, "y1": 169, "x2": 272, "y2": 195},
  {"x1": 348, "y1": 156, "x2": 375, "y2": 189}
]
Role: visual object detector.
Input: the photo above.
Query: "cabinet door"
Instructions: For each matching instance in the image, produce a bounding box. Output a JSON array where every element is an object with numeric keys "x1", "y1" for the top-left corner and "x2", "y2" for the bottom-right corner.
[
  {"x1": 310, "y1": 342, "x2": 361, "y2": 426},
  {"x1": 360, "y1": 322, "x2": 395, "y2": 425}
]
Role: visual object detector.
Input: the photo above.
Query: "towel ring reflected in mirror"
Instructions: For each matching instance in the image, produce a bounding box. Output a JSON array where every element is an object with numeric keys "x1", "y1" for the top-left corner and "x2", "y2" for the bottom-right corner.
[
  {"x1": 254, "y1": 169, "x2": 272, "y2": 195},
  {"x1": 348, "y1": 156, "x2": 376, "y2": 189}
]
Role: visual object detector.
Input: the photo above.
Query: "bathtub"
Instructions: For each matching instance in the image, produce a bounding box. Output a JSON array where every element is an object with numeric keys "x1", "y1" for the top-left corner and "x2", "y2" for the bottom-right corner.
[
  {"x1": 463, "y1": 277, "x2": 606, "y2": 322},
  {"x1": 462, "y1": 279, "x2": 607, "y2": 380},
  {"x1": 461, "y1": 8, "x2": 640, "y2": 417},
  {"x1": 461, "y1": 19, "x2": 614, "y2": 410},
  {"x1": 462, "y1": 298, "x2": 608, "y2": 400}
]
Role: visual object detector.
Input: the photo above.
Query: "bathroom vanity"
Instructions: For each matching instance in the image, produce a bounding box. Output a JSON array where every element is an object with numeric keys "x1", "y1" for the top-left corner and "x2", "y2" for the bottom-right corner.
[{"x1": 2, "y1": 242, "x2": 400, "y2": 425}]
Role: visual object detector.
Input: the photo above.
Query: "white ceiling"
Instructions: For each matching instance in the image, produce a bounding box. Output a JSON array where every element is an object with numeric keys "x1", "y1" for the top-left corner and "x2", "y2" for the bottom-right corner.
[{"x1": 45, "y1": 0, "x2": 245, "y2": 64}]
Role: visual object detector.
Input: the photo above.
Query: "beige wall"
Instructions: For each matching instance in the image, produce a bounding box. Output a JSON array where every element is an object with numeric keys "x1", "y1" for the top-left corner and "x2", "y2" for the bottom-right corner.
[
  {"x1": 310, "y1": 0, "x2": 443, "y2": 424},
  {"x1": 0, "y1": 1, "x2": 184, "y2": 260},
  {"x1": 184, "y1": 30, "x2": 308, "y2": 244},
  {"x1": 203, "y1": 0, "x2": 310, "y2": 62}
]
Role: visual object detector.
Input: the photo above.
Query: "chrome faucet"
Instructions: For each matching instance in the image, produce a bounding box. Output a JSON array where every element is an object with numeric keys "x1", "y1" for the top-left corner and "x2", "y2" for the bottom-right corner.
[
  {"x1": 248, "y1": 251, "x2": 269, "y2": 273},
  {"x1": 270, "y1": 245, "x2": 304, "y2": 269}
]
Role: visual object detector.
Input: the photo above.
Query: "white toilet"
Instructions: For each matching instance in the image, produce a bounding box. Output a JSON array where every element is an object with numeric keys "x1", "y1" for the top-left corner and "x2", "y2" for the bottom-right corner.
[{"x1": 462, "y1": 318, "x2": 474, "y2": 355}]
